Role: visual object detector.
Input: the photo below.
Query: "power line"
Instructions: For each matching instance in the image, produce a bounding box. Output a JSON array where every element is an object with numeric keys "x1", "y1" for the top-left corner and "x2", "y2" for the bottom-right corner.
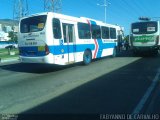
[
  {"x1": 121, "y1": 0, "x2": 154, "y2": 21},
  {"x1": 44, "y1": 0, "x2": 62, "y2": 13},
  {"x1": 121, "y1": 0, "x2": 141, "y2": 17},
  {"x1": 132, "y1": 0, "x2": 148, "y2": 16},
  {"x1": 13, "y1": 0, "x2": 29, "y2": 20},
  {"x1": 97, "y1": 0, "x2": 111, "y2": 23},
  {"x1": 112, "y1": 1, "x2": 136, "y2": 20}
]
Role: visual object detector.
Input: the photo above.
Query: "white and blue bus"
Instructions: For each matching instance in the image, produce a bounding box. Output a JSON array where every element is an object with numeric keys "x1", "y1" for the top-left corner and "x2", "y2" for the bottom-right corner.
[{"x1": 18, "y1": 12, "x2": 123, "y2": 65}]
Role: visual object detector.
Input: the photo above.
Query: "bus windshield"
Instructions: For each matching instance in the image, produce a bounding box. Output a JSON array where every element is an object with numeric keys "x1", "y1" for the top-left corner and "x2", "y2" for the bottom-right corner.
[
  {"x1": 20, "y1": 15, "x2": 47, "y2": 33},
  {"x1": 131, "y1": 21, "x2": 158, "y2": 34}
]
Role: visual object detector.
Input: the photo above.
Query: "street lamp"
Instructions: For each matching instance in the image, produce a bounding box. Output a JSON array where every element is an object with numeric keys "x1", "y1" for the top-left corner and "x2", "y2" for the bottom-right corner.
[{"x1": 97, "y1": 0, "x2": 111, "y2": 23}]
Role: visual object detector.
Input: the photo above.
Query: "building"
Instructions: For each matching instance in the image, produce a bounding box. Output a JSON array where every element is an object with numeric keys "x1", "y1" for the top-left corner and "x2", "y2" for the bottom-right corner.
[
  {"x1": 0, "y1": 31, "x2": 9, "y2": 41},
  {"x1": 0, "y1": 23, "x2": 19, "y2": 41}
]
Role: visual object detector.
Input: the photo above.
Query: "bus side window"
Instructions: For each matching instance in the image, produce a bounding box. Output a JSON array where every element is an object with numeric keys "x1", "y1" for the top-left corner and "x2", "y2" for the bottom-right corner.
[
  {"x1": 102, "y1": 26, "x2": 109, "y2": 39},
  {"x1": 78, "y1": 22, "x2": 91, "y2": 39},
  {"x1": 23, "y1": 24, "x2": 28, "y2": 33},
  {"x1": 62, "y1": 24, "x2": 67, "y2": 43},
  {"x1": 110, "y1": 28, "x2": 116, "y2": 39},
  {"x1": 91, "y1": 25, "x2": 101, "y2": 39},
  {"x1": 52, "y1": 18, "x2": 62, "y2": 39},
  {"x1": 62, "y1": 23, "x2": 74, "y2": 43}
]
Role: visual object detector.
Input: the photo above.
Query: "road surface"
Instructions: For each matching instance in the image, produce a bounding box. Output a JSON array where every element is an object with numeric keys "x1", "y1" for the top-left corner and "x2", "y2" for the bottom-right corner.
[{"x1": 0, "y1": 51, "x2": 160, "y2": 120}]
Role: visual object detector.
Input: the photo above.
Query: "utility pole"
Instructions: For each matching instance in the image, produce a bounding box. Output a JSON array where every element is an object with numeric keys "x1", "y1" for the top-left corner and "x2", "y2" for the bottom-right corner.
[
  {"x1": 97, "y1": 0, "x2": 111, "y2": 23},
  {"x1": 13, "y1": 0, "x2": 29, "y2": 20},
  {"x1": 44, "y1": 0, "x2": 62, "y2": 13}
]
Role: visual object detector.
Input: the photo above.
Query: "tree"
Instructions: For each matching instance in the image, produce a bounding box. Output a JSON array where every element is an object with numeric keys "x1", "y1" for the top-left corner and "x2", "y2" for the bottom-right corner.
[
  {"x1": 8, "y1": 31, "x2": 18, "y2": 43},
  {"x1": 124, "y1": 35, "x2": 129, "y2": 42}
]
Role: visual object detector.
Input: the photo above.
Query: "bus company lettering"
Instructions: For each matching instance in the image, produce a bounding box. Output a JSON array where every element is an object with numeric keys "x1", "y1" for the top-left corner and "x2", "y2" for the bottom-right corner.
[
  {"x1": 25, "y1": 41, "x2": 37, "y2": 46},
  {"x1": 134, "y1": 35, "x2": 155, "y2": 42},
  {"x1": 23, "y1": 34, "x2": 39, "y2": 38}
]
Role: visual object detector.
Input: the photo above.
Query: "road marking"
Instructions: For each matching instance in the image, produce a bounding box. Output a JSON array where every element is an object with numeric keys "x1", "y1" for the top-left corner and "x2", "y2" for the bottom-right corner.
[{"x1": 132, "y1": 68, "x2": 160, "y2": 114}]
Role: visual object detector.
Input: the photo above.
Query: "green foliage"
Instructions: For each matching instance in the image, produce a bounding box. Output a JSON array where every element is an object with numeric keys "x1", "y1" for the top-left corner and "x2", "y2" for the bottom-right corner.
[
  {"x1": 8, "y1": 31, "x2": 18, "y2": 43},
  {"x1": 124, "y1": 35, "x2": 129, "y2": 42},
  {"x1": 0, "y1": 48, "x2": 19, "y2": 59}
]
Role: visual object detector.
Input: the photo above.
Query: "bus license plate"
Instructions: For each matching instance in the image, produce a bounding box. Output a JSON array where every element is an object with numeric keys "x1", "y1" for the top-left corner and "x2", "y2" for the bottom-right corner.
[{"x1": 38, "y1": 46, "x2": 45, "y2": 51}]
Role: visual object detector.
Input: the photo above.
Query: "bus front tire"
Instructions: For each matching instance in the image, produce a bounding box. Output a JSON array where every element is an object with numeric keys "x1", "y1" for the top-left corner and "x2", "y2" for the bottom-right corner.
[{"x1": 83, "y1": 50, "x2": 92, "y2": 65}]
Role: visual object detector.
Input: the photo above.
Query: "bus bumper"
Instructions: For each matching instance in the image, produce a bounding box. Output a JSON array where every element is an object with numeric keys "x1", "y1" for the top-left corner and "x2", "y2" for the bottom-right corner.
[
  {"x1": 19, "y1": 54, "x2": 54, "y2": 64},
  {"x1": 132, "y1": 45, "x2": 159, "y2": 52}
]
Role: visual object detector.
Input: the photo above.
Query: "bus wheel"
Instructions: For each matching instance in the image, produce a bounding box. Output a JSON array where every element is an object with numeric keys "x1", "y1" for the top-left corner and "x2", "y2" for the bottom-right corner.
[{"x1": 83, "y1": 50, "x2": 92, "y2": 65}]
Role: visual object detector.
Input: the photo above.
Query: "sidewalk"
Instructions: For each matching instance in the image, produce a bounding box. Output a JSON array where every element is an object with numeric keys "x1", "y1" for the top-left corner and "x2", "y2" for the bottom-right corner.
[{"x1": 0, "y1": 57, "x2": 19, "y2": 63}]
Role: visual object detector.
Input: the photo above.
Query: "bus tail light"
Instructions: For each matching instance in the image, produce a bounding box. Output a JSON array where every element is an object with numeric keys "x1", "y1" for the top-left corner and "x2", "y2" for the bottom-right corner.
[{"x1": 45, "y1": 45, "x2": 50, "y2": 55}]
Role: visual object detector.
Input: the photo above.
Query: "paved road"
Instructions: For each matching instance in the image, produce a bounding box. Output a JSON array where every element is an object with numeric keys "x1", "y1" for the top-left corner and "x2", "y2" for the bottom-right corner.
[{"x1": 0, "y1": 51, "x2": 160, "y2": 120}]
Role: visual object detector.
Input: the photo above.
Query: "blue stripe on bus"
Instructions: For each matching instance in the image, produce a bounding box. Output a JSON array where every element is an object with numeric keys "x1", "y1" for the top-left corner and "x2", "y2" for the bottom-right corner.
[
  {"x1": 19, "y1": 42, "x2": 116, "y2": 57},
  {"x1": 96, "y1": 39, "x2": 116, "y2": 58},
  {"x1": 90, "y1": 20, "x2": 96, "y2": 25},
  {"x1": 96, "y1": 39, "x2": 103, "y2": 58},
  {"x1": 19, "y1": 46, "x2": 46, "y2": 56},
  {"x1": 49, "y1": 44, "x2": 95, "y2": 55}
]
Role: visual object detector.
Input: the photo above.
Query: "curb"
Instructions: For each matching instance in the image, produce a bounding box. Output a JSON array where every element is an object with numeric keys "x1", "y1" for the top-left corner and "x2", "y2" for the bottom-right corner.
[{"x1": 0, "y1": 58, "x2": 19, "y2": 63}]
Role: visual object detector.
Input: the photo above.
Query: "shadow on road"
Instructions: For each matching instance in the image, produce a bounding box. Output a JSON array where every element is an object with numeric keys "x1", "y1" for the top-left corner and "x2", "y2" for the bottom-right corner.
[
  {"x1": 1, "y1": 50, "x2": 159, "y2": 74},
  {"x1": 0, "y1": 63, "x2": 81, "y2": 74},
  {"x1": 117, "y1": 49, "x2": 160, "y2": 58},
  {"x1": 0, "y1": 50, "x2": 132, "y2": 74},
  {"x1": 17, "y1": 56, "x2": 160, "y2": 120}
]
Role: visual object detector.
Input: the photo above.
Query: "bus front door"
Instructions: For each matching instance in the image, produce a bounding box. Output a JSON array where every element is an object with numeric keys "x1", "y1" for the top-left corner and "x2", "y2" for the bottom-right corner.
[{"x1": 62, "y1": 23, "x2": 76, "y2": 64}]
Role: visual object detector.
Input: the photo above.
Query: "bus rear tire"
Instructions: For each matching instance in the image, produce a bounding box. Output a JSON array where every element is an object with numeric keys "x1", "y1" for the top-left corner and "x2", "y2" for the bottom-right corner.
[{"x1": 83, "y1": 50, "x2": 92, "y2": 65}]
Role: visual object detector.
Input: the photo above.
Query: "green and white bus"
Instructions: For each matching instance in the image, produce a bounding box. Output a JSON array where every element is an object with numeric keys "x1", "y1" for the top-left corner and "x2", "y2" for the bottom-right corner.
[{"x1": 130, "y1": 19, "x2": 160, "y2": 54}]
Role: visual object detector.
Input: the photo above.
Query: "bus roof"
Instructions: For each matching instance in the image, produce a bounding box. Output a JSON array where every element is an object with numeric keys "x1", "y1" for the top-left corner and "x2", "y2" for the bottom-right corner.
[
  {"x1": 132, "y1": 20, "x2": 159, "y2": 24},
  {"x1": 21, "y1": 12, "x2": 123, "y2": 28}
]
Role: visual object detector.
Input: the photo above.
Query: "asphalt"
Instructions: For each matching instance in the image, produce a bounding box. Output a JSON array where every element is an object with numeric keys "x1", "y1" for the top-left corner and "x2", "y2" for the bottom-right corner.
[{"x1": 1, "y1": 50, "x2": 160, "y2": 120}]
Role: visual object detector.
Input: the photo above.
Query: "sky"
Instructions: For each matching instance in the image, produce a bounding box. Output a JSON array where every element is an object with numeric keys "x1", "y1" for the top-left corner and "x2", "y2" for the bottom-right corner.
[{"x1": 0, "y1": 0, "x2": 160, "y2": 35}]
